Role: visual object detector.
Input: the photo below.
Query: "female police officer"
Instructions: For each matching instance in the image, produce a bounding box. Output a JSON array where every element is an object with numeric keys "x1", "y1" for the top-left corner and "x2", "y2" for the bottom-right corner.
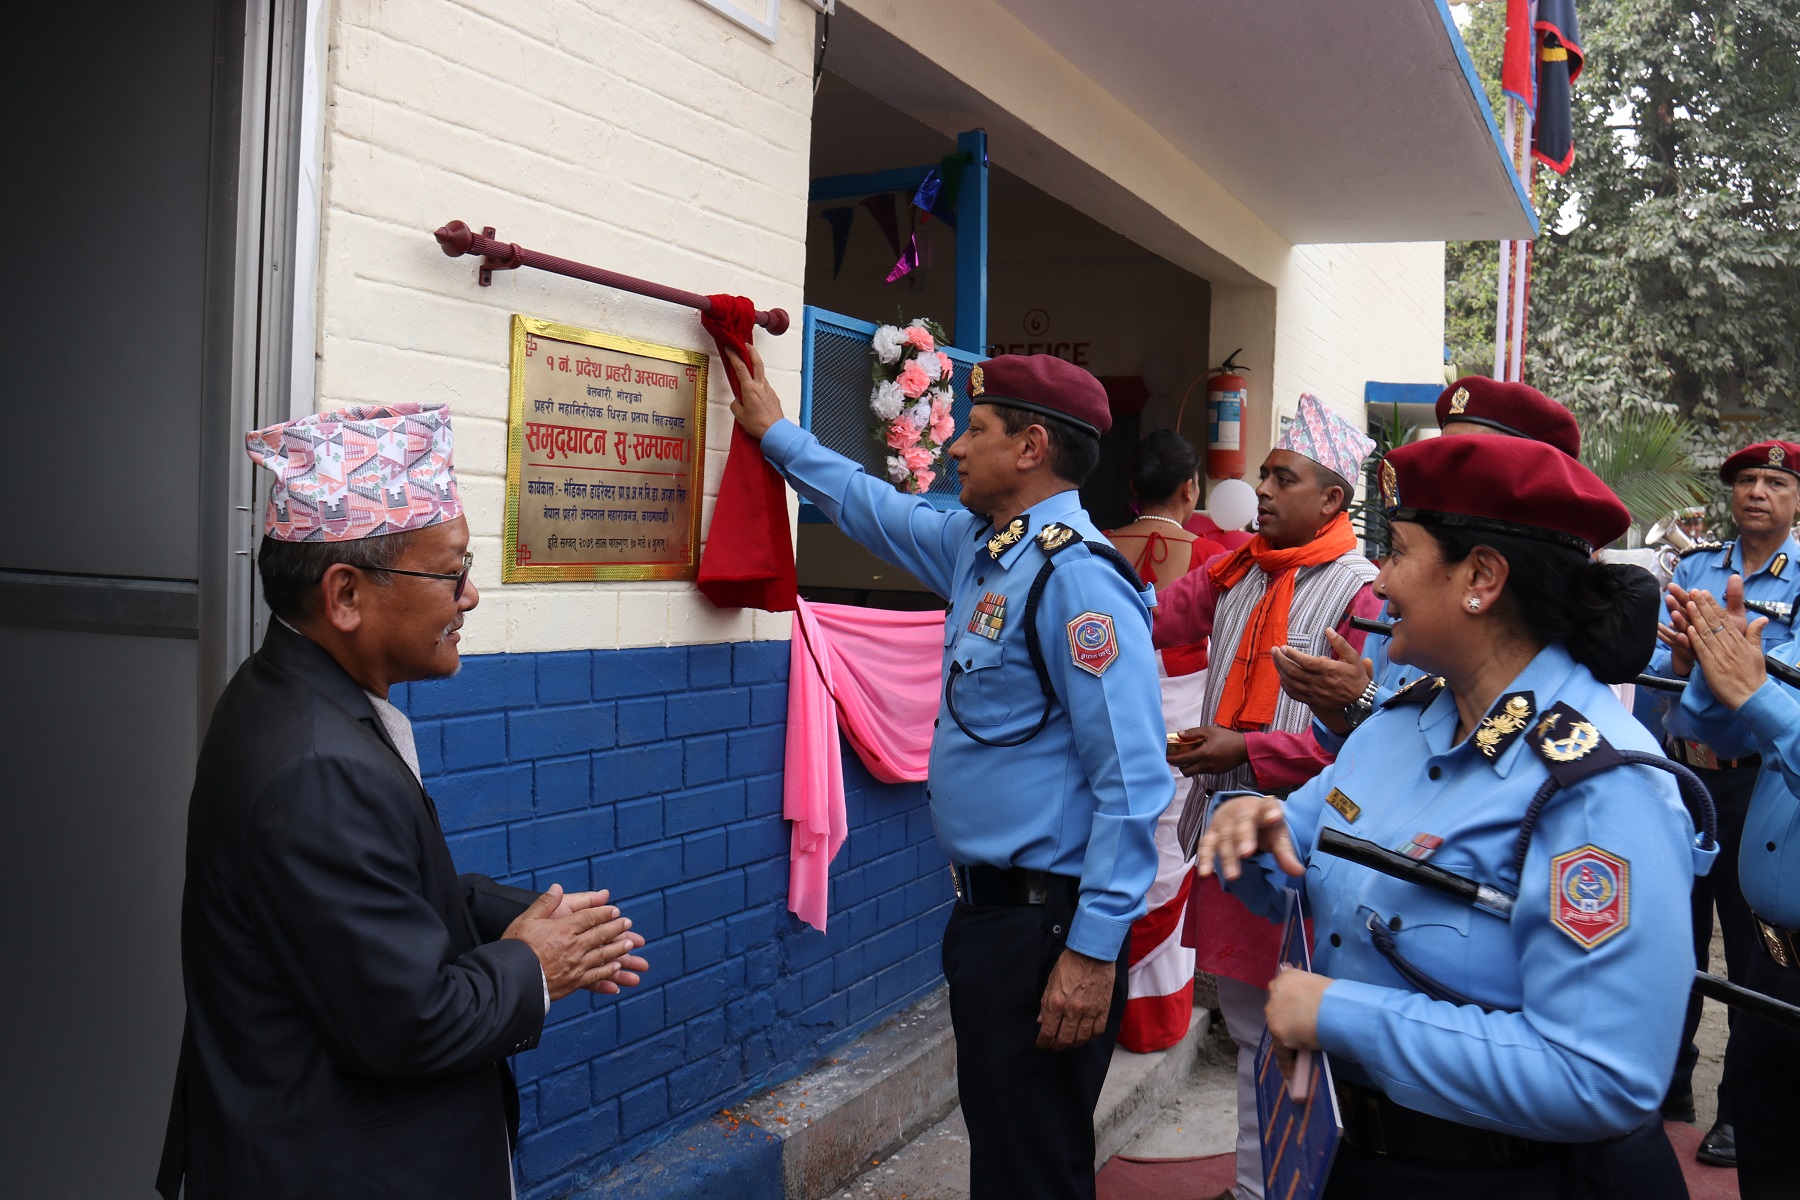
[
  {"x1": 1669, "y1": 584, "x2": 1800, "y2": 1197},
  {"x1": 1197, "y1": 435, "x2": 1714, "y2": 1198}
]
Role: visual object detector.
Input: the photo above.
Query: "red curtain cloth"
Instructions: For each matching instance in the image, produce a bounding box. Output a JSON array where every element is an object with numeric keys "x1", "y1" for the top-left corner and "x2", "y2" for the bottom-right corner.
[{"x1": 696, "y1": 294, "x2": 797, "y2": 612}]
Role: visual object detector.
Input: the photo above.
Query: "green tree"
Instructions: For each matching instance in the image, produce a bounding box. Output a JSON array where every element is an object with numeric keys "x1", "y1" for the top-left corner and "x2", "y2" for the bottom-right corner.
[{"x1": 1447, "y1": 0, "x2": 1800, "y2": 496}]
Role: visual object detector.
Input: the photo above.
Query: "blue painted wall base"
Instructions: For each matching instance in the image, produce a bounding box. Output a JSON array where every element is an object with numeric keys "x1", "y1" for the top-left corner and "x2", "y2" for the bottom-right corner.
[{"x1": 390, "y1": 640, "x2": 950, "y2": 1199}]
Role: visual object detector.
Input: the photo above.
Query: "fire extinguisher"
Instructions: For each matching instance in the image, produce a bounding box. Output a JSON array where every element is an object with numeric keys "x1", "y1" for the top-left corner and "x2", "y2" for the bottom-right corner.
[{"x1": 1206, "y1": 349, "x2": 1248, "y2": 480}]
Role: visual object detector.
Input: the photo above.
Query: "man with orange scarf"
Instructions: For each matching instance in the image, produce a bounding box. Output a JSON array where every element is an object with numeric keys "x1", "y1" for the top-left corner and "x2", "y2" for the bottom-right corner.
[{"x1": 1152, "y1": 393, "x2": 1382, "y2": 1200}]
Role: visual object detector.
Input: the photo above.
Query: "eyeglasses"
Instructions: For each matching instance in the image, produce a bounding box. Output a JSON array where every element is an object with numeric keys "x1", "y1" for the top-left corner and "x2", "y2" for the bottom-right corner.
[{"x1": 376, "y1": 552, "x2": 475, "y2": 601}]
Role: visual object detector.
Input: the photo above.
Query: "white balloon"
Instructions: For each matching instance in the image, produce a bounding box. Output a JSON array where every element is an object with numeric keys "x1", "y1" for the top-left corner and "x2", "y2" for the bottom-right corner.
[{"x1": 1207, "y1": 478, "x2": 1258, "y2": 531}]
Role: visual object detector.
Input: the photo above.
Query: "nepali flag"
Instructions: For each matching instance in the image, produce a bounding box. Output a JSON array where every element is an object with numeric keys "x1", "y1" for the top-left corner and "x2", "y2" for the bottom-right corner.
[{"x1": 1500, "y1": 0, "x2": 1585, "y2": 174}]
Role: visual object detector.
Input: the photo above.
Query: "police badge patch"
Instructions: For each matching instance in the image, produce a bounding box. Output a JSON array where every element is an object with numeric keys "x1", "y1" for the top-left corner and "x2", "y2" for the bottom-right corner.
[
  {"x1": 1066, "y1": 612, "x2": 1118, "y2": 676},
  {"x1": 1550, "y1": 845, "x2": 1630, "y2": 950}
]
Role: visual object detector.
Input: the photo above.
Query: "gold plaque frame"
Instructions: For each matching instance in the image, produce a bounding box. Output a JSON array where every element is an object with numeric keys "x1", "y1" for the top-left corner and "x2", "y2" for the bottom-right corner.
[{"x1": 503, "y1": 314, "x2": 709, "y2": 583}]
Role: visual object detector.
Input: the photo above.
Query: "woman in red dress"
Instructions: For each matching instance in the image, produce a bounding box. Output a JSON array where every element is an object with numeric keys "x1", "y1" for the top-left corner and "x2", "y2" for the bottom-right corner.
[{"x1": 1106, "y1": 430, "x2": 1225, "y2": 1052}]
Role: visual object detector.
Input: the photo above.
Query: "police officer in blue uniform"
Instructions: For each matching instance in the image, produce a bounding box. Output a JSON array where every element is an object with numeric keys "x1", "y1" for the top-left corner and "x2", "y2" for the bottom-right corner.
[
  {"x1": 1668, "y1": 584, "x2": 1800, "y2": 1197},
  {"x1": 1200, "y1": 435, "x2": 1712, "y2": 1198},
  {"x1": 1273, "y1": 377, "x2": 1584, "y2": 753},
  {"x1": 722, "y1": 344, "x2": 1169, "y2": 1200},
  {"x1": 1647, "y1": 439, "x2": 1800, "y2": 1155}
]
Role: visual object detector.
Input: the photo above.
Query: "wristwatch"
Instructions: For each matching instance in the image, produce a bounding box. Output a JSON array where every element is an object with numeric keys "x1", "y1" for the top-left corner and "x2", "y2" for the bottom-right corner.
[{"x1": 1341, "y1": 678, "x2": 1380, "y2": 730}]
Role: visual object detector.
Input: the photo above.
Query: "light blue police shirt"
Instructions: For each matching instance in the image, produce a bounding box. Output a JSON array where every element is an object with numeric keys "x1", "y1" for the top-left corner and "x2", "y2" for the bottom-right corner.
[
  {"x1": 1223, "y1": 643, "x2": 1711, "y2": 1142},
  {"x1": 1670, "y1": 630, "x2": 1800, "y2": 927},
  {"x1": 1646, "y1": 535, "x2": 1800, "y2": 681},
  {"x1": 759, "y1": 419, "x2": 1170, "y2": 961}
]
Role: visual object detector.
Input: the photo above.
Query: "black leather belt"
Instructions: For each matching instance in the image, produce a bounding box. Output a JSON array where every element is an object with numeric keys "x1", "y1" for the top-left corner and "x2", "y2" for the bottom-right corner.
[
  {"x1": 949, "y1": 864, "x2": 1077, "y2": 907},
  {"x1": 1667, "y1": 737, "x2": 1760, "y2": 771},
  {"x1": 1756, "y1": 914, "x2": 1800, "y2": 969},
  {"x1": 1334, "y1": 1078, "x2": 1564, "y2": 1166}
]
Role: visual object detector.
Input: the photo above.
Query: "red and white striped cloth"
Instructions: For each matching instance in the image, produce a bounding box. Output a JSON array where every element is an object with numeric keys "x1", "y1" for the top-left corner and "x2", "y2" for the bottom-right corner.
[{"x1": 1118, "y1": 661, "x2": 1208, "y2": 1053}]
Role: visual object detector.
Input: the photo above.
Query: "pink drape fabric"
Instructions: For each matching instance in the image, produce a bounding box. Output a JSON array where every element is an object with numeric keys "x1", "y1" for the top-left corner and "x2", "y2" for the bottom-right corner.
[{"x1": 784, "y1": 598, "x2": 945, "y2": 930}]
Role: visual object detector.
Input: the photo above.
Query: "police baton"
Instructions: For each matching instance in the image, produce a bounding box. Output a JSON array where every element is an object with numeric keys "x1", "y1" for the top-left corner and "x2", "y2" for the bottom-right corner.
[
  {"x1": 1315, "y1": 827, "x2": 1800, "y2": 1033},
  {"x1": 1345, "y1": 616, "x2": 1800, "y2": 695}
]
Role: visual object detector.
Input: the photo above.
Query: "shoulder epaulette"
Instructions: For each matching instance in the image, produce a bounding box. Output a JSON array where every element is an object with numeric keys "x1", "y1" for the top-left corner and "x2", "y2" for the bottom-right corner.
[
  {"x1": 1381, "y1": 674, "x2": 1446, "y2": 709},
  {"x1": 1677, "y1": 539, "x2": 1726, "y2": 559},
  {"x1": 1035, "y1": 522, "x2": 1080, "y2": 555},
  {"x1": 1528, "y1": 702, "x2": 1625, "y2": 788}
]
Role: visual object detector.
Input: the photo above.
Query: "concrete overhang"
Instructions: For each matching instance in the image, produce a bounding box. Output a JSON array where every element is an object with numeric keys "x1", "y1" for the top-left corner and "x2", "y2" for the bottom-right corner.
[{"x1": 989, "y1": 0, "x2": 1537, "y2": 244}]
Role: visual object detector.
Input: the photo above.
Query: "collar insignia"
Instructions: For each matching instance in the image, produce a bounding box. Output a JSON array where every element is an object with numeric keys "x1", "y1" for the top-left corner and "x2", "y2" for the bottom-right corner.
[
  {"x1": 1474, "y1": 691, "x2": 1535, "y2": 760},
  {"x1": 987, "y1": 516, "x2": 1028, "y2": 559},
  {"x1": 1448, "y1": 386, "x2": 1471, "y2": 415},
  {"x1": 1542, "y1": 717, "x2": 1603, "y2": 762},
  {"x1": 1379, "y1": 458, "x2": 1399, "y2": 508},
  {"x1": 970, "y1": 364, "x2": 986, "y2": 396},
  {"x1": 1382, "y1": 674, "x2": 1446, "y2": 709},
  {"x1": 1036, "y1": 522, "x2": 1079, "y2": 554}
]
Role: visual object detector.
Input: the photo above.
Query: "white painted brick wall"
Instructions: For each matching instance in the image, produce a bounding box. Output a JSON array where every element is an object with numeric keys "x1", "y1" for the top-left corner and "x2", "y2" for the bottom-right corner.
[
  {"x1": 1271, "y1": 242, "x2": 1447, "y2": 434},
  {"x1": 312, "y1": 0, "x2": 815, "y2": 653}
]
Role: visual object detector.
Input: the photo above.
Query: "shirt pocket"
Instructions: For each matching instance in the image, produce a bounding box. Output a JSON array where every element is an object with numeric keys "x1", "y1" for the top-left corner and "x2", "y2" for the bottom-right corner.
[
  {"x1": 947, "y1": 632, "x2": 1017, "y2": 727},
  {"x1": 1357, "y1": 882, "x2": 1476, "y2": 995}
]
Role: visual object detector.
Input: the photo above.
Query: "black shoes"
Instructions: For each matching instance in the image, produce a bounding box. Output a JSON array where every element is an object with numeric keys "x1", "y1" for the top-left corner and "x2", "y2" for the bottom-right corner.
[
  {"x1": 1660, "y1": 1081, "x2": 1696, "y2": 1124},
  {"x1": 1696, "y1": 1120, "x2": 1737, "y2": 1168}
]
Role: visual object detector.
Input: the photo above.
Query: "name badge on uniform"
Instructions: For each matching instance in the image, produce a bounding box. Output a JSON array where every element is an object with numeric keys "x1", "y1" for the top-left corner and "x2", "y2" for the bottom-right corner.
[
  {"x1": 1325, "y1": 788, "x2": 1360, "y2": 824},
  {"x1": 968, "y1": 592, "x2": 1007, "y2": 640}
]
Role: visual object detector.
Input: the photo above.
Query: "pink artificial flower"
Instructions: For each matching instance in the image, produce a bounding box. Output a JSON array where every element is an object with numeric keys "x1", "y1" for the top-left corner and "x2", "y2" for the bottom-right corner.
[
  {"x1": 902, "y1": 445, "x2": 936, "y2": 474},
  {"x1": 904, "y1": 326, "x2": 936, "y2": 354},
  {"x1": 929, "y1": 400, "x2": 956, "y2": 444},
  {"x1": 934, "y1": 351, "x2": 953, "y2": 380},
  {"x1": 897, "y1": 360, "x2": 931, "y2": 398},
  {"x1": 912, "y1": 468, "x2": 936, "y2": 492},
  {"x1": 886, "y1": 417, "x2": 917, "y2": 450}
]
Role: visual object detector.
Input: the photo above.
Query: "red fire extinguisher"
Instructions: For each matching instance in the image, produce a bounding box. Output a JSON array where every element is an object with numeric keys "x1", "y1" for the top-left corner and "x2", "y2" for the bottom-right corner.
[{"x1": 1206, "y1": 349, "x2": 1248, "y2": 480}]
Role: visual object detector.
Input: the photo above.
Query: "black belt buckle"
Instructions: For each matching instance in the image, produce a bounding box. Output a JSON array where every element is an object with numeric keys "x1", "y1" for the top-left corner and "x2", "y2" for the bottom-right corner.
[
  {"x1": 951, "y1": 863, "x2": 1054, "y2": 906},
  {"x1": 1757, "y1": 915, "x2": 1799, "y2": 969}
]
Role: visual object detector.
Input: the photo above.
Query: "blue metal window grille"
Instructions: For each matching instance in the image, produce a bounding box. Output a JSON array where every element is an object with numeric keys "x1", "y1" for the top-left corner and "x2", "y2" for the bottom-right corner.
[{"x1": 799, "y1": 305, "x2": 984, "y2": 514}]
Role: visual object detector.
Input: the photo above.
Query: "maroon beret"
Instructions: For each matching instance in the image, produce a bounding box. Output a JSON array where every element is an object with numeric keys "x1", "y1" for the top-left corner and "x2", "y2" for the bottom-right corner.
[
  {"x1": 1436, "y1": 376, "x2": 1581, "y2": 458},
  {"x1": 970, "y1": 354, "x2": 1110, "y2": 437},
  {"x1": 1719, "y1": 439, "x2": 1800, "y2": 483},
  {"x1": 1379, "y1": 436, "x2": 1630, "y2": 552}
]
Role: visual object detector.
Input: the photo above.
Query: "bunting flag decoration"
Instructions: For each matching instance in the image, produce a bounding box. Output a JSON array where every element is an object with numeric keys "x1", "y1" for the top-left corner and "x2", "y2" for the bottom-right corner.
[
  {"x1": 860, "y1": 192, "x2": 904, "y2": 260},
  {"x1": 885, "y1": 232, "x2": 919, "y2": 284},
  {"x1": 1532, "y1": 0, "x2": 1583, "y2": 174},
  {"x1": 820, "y1": 207, "x2": 855, "y2": 279},
  {"x1": 911, "y1": 170, "x2": 943, "y2": 227}
]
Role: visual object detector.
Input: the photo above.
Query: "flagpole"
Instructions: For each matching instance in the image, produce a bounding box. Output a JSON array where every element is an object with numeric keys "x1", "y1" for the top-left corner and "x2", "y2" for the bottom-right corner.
[{"x1": 1494, "y1": 101, "x2": 1517, "y2": 380}]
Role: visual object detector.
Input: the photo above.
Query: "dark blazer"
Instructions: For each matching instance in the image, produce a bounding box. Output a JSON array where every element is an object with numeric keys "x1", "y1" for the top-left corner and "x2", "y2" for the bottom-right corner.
[{"x1": 158, "y1": 621, "x2": 545, "y2": 1200}]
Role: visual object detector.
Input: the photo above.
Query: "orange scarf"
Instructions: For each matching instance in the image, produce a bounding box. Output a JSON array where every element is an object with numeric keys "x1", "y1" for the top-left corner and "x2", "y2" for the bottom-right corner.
[{"x1": 1206, "y1": 511, "x2": 1359, "y2": 731}]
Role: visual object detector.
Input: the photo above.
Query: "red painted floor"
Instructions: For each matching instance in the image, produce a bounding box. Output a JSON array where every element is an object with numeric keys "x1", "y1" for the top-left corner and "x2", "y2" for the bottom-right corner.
[{"x1": 1098, "y1": 1123, "x2": 1739, "y2": 1200}]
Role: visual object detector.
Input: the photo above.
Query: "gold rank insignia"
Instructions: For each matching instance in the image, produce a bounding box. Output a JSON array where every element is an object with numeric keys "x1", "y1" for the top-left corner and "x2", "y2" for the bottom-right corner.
[
  {"x1": 1774, "y1": 553, "x2": 1790, "y2": 578},
  {"x1": 1036, "y1": 523, "x2": 1078, "y2": 553},
  {"x1": 1773, "y1": 444, "x2": 1787, "y2": 467},
  {"x1": 1542, "y1": 718, "x2": 1602, "y2": 762},
  {"x1": 1474, "y1": 692, "x2": 1534, "y2": 759},
  {"x1": 1448, "y1": 386, "x2": 1471, "y2": 415},
  {"x1": 986, "y1": 517, "x2": 1027, "y2": 559},
  {"x1": 1379, "y1": 459, "x2": 1399, "y2": 508},
  {"x1": 970, "y1": 364, "x2": 986, "y2": 396},
  {"x1": 1326, "y1": 787, "x2": 1361, "y2": 824}
]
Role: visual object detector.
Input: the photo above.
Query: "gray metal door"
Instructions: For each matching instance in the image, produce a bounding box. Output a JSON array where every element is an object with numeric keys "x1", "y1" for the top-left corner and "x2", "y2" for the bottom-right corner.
[{"x1": 0, "y1": 2, "x2": 302, "y2": 1194}]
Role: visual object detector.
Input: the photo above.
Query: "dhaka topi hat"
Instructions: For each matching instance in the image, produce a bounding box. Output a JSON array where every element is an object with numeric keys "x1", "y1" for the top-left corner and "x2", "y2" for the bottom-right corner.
[
  {"x1": 1379, "y1": 435, "x2": 1629, "y2": 553},
  {"x1": 1436, "y1": 376, "x2": 1582, "y2": 459},
  {"x1": 247, "y1": 403, "x2": 463, "y2": 542},
  {"x1": 969, "y1": 354, "x2": 1110, "y2": 437},
  {"x1": 1276, "y1": 393, "x2": 1376, "y2": 486},
  {"x1": 1718, "y1": 439, "x2": 1800, "y2": 484}
]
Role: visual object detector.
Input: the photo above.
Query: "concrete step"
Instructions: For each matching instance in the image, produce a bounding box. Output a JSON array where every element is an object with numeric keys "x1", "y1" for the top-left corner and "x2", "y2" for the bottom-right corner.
[{"x1": 836, "y1": 1006, "x2": 1212, "y2": 1200}]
